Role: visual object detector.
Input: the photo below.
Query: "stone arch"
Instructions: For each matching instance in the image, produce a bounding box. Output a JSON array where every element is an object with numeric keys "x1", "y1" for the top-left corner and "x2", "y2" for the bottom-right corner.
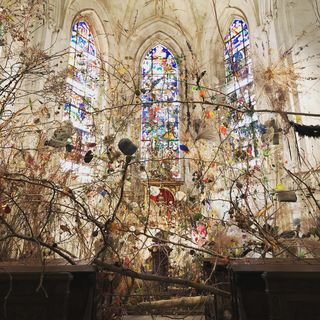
[
  {"x1": 136, "y1": 33, "x2": 184, "y2": 70},
  {"x1": 62, "y1": 5, "x2": 112, "y2": 135},
  {"x1": 64, "y1": 8, "x2": 110, "y2": 65},
  {"x1": 221, "y1": 14, "x2": 251, "y2": 40},
  {"x1": 124, "y1": 18, "x2": 191, "y2": 70},
  {"x1": 216, "y1": 1, "x2": 260, "y2": 40}
]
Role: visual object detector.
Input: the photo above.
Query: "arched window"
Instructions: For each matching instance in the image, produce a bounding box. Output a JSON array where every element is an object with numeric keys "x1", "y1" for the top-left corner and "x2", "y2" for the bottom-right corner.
[
  {"x1": 141, "y1": 44, "x2": 180, "y2": 179},
  {"x1": 63, "y1": 19, "x2": 100, "y2": 176},
  {"x1": 224, "y1": 19, "x2": 258, "y2": 160}
]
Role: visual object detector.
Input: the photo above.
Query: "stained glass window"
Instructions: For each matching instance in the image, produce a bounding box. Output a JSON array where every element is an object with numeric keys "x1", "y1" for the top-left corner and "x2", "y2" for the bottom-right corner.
[
  {"x1": 64, "y1": 20, "x2": 100, "y2": 162},
  {"x1": 224, "y1": 19, "x2": 251, "y2": 85},
  {"x1": 224, "y1": 19, "x2": 260, "y2": 160},
  {"x1": 141, "y1": 45, "x2": 180, "y2": 179}
]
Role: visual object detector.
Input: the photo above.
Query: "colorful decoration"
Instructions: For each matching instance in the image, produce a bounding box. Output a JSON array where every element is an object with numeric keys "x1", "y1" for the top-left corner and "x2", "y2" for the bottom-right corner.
[
  {"x1": 141, "y1": 44, "x2": 180, "y2": 179},
  {"x1": 192, "y1": 223, "x2": 207, "y2": 247},
  {"x1": 274, "y1": 183, "x2": 286, "y2": 191},
  {"x1": 150, "y1": 186, "x2": 161, "y2": 197},
  {"x1": 179, "y1": 144, "x2": 190, "y2": 153},
  {"x1": 64, "y1": 20, "x2": 99, "y2": 155},
  {"x1": 204, "y1": 111, "x2": 215, "y2": 119},
  {"x1": 219, "y1": 125, "x2": 228, "y2": 135},
  {"x1": 199, "y1": 89, "x2": 206, "y2": 98}
]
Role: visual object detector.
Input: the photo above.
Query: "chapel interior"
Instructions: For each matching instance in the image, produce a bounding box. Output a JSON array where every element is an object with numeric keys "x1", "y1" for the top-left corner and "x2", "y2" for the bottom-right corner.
[{"x1": 0, "y1": 0, "x2": 320, "y2": 319}]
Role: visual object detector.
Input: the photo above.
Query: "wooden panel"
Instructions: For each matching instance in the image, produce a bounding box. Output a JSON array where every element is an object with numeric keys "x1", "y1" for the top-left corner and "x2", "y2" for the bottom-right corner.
[
  {"x1": 263, "y1": 272, "x2": 320, "y2": 320},
  {"x1": 0, "y1": 272, "x2": 72, "y2": 320}
]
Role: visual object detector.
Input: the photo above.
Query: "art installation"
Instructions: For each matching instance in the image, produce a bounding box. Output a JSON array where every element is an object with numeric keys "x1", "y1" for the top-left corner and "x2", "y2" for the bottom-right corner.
[{"x1": 1, "y1": 1, "x2": 320, "y2": 318}]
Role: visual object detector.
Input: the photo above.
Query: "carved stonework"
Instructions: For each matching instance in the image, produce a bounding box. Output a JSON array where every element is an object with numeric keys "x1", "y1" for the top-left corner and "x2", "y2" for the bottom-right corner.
[{"x1": 155, "y1": 0, "x2": 165, "y2": 16}]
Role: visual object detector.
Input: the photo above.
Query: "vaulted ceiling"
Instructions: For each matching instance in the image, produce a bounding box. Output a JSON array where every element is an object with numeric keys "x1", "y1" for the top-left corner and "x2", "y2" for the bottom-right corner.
[{"x1": 101, "y1": 0, "x2": 212, "y2": 32}]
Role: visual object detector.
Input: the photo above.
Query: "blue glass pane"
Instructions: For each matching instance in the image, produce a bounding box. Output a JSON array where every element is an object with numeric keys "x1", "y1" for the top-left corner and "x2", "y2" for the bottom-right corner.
[
  {"x1": 229, "y1": 19, "x2": 247, "y2": 38},
  {"x1": 232, "y1": 32, "x2": 244, "y2": 51}
]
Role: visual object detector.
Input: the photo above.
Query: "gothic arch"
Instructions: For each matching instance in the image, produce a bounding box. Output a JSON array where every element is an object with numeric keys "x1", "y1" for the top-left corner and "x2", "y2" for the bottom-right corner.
[
  {"x1": 69, "y1": 10, "x2": 109, "y2": 62},
  {"x1": 59, "y1": 0, "x2": 112, "y2": 65},
  {"x1": 217, "y1": 2, "x2": 260, "y2": 38},
  {"x1": 125, "y1": 19, "x2": 191, "y2": 66},
  {"x1": 136, "y1": 33, "x2": 183, "y2": 70}
]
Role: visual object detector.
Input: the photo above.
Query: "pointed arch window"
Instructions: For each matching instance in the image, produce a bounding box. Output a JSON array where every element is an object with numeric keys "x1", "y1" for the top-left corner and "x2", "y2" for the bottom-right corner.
[
  {"x1": 63, "y1": 19, "x2": 100, "y2": 174},
  {"x1": 224, "y1": 19, "x2": 259, "y2": 160},
  {"x1": 141, "y1": 44, "x2": 180, "y2": 179}
]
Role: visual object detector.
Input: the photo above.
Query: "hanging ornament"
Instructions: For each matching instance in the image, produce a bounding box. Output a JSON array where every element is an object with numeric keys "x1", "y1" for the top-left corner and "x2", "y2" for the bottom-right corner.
[
  {"x1": 100, "y1": 190, "x2": 107, "y2": 197},
  {"x1": 140, "y1": 172, "x2": 148, "y2": 180},
  {"x1": 274, "y1": 183, "x2": 286, "y2": 191},
  {"x1": 66, "y1": 144, "x2": 74, "y2": 152},
  {"x1": 86, "y1": 142, "x2": 97, "y2": 148},
  {"x1": 128, "y1": 202, "x2": 139, "y2": 211},
  {"x1": 118, "y1": 138, "x2": 138, "y2": 155},
  {"x1": 84, "y1": 150, "x2": 94, "y2": 163},
  {"x1": 219, "y1": 125, "x2": 227, "y2": 135},
  {"x1": 204, "y1": 111, "x2": 215, "y2": 119},
  {"x1": 199, "y1": 89, "x2": 206, "y2": 98},
  {"x1": 179, "y1": 144, "x2": 190, "y2": 153},
  {"x1": 3, "y1": 205, "x2": 11, "y2": 214},
  {"x1": 150, "y1": 186, "x2": 161, "y2": 197}
]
